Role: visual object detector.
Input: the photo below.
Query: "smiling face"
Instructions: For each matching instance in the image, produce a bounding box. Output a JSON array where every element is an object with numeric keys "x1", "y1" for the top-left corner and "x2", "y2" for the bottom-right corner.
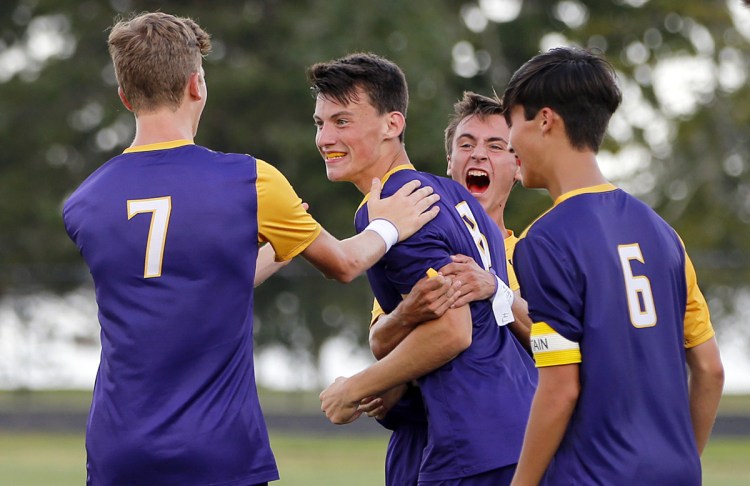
[
  {"x1": 313, "y1": 87, "x2": 396, "y2": 192},
  {"x1": 447, "y1": 113, "x2": 519, "y2": 216}
]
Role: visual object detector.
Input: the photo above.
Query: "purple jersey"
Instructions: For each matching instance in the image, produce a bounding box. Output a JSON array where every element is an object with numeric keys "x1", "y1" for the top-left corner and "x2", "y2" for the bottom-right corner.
[
  {"x1": 355, "y1": 166, "x2": 537, "y2": 482},
  {"x1": 63, "y1": 141, "x2": 319, "y2": 485},
  {"x1": 515, "y1": 184, "x2": 713, "y2": 485}
]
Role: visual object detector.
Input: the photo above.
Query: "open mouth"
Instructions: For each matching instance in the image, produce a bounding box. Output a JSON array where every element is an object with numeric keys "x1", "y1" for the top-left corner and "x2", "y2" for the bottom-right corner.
[{"x1": 466, "y1": 169, "x2": 490, "y2": 194}]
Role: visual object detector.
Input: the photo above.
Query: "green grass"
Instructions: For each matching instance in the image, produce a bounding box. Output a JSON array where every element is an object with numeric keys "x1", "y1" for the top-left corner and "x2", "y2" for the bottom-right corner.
[
  {"x1": 0, "y1": 432, "x2": 749, "y2": 485},
  {"x1": 702, "y1": 438, "x2": 750, "y2": 486},
  {"x1": 0, "y1": 433, "x2": 86, "y2": 486},
  {"x1": 1, "y1": 390, "x2": 749, "y2": 484}
]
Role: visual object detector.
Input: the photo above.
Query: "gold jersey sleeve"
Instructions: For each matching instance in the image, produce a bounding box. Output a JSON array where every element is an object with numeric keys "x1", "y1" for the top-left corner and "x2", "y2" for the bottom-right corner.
[
  {"x1": 256, "y1": 159, "x2": 321, "y2": 261},
  {"x1": 683, "y1": 250, "x2": 714, "y2": 348},
  {"x1": 505, "y1": 231, "x2": 520, "y2": 292},
  {"x1": 370, "y1": 298, "x2": 385, "y2": 328}
]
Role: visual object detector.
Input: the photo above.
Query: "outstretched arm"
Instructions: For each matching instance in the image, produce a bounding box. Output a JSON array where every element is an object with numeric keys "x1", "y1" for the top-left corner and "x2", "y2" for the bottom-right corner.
[
  {"x1": 302, "y1": 179, "x2": 440, "y2": 283},
  {"x1": 685, "y1": 337, "x2": 724, "y2": 455}
]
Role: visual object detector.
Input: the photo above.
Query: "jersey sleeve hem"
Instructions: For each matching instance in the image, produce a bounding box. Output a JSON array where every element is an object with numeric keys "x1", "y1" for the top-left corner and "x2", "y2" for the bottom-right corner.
[
  {"x1": 684, "y1": 326, "x2": 715, "y2": 349},
  {"x1": 274, "y1": 224, "x2": 322, "y2": 262}
]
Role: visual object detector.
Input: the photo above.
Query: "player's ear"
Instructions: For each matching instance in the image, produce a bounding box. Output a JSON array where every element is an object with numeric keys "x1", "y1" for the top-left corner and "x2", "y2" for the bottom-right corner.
[
  {"x1": 513, "y1": 161, "x2": 522, "y2": 181},
  {"x1": 118, "y1": 87, "x2": 134, "y2": 112},
  {"x1": 384, "y1": 111, "x2": 406, "y2": 140},
  {"x1": 188, "y1": 72, "x2": 203, "y2": 101},
  {"x1": 446, "y1": 154, "x2": 452, "y2": 176},
  {"x1": 539, "y1": 107, "x2": 555, "y2": 135}
]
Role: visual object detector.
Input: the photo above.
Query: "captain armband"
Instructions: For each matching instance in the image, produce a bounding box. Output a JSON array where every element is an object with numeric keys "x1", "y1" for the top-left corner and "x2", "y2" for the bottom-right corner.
[{"x1": 530, "y1": 322, "x2": 582, "y2": 367}]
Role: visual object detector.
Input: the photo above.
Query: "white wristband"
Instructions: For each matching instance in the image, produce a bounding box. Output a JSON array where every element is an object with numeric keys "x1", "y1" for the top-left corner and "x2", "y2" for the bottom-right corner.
[
  {"x1": 365, "y1": 218, "x2": 399, "y2": 253},
  {"x1": 492, "y1": 275, "x2": 515, "y2": 326}
]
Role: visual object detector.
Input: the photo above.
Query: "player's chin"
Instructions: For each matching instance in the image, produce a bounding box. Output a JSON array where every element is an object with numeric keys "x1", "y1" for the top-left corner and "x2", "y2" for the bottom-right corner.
[
  {"x1": 470, "y1": 187, "x2": 491, "y2": 201},
  {"x1": 324, "y1": 167, "x2": 346, "y2": 182}
]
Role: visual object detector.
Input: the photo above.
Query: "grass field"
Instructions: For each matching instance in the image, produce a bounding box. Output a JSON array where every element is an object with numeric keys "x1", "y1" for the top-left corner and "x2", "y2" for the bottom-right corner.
[
  {"x1": 1, "y1": 391, "x2": 748, "y2": 484},
  {"x1": 1, "y1": 431, "x2": 749, "y2": 485}
]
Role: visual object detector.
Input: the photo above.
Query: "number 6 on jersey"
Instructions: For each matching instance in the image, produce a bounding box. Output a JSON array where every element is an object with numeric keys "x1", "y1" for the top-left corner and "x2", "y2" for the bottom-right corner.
[
  {"x1": 127, "y1": 196, "x2": 172, "y2": 278},
  {"x1": 618, "y1": 243, "x2": 657, "y2": 328}
]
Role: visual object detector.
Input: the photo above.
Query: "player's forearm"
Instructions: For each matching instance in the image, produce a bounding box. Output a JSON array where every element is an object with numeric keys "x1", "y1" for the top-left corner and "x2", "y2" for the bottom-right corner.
[
  {"x1": 254, "y1": 244, "x2": 287, "y2": 287},
  {"x1": 686, "y1": 338, "x2": 724, "y2": 455},
  {"x1": 689, "y1": 374, "x2": 723, "y2": 455},
  {"x1": 303, "y1": 229, "x2": 387, "y2": 283},
  {"x1": 352, "y1": 308, "x2": 471, "y2": 399},
  {"x1": 369, "y1": 301, "x2": 426, "y2": 359},
  {"x1": 512, "y1": 366, "x2": 579, "y2": 486},
  {"x1": 369, "y1": 312, "x2": 414, "y2": 360},
  {"x1": 333, "y1": 231, "x2": 388, "y2": 282}
]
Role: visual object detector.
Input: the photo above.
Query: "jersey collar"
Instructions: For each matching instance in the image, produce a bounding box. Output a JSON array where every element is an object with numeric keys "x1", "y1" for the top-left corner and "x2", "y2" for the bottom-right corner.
[
  {"x1": 554, "y1": 183, "x2": 618, "y2": 206},
  {"x1": 123, "y1": 139, "x2": 194, "y2": 153},
  {"x1": 357, "y1": 164, "x2": 416, "y2": 209}
]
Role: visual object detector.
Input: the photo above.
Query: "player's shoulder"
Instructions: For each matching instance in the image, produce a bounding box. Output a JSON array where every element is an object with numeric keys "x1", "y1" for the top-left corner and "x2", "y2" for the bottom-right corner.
[
  {"x1": 196, "y1": 145, "x2": 258, "y2": 166},
  {"x1": 383, "y1": 167, "x2": 432, "y2": 187},
  {"x1": 388, "y1": 169, "x2": 470, "y2": 200},
  {"x1": 66, "y1": 152, "x2": 129, "y2": 199}
]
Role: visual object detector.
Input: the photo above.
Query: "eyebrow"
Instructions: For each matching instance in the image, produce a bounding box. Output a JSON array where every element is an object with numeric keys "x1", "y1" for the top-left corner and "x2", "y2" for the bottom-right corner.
[
  {"x1": 456, "y1": 133, "x2": 508, "y2": 144},
  {"x1": 313, "y1": 110, "x2": 355, "y2": 121}
]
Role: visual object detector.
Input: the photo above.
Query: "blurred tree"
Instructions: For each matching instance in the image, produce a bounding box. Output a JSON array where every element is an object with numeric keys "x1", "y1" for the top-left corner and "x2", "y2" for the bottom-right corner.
[
  {"x1": 455, "y1": 0, "x2": 750, "y2": 315},
  {"x1": 0, "y1": 0, "x2": 748, "y2": 368}
]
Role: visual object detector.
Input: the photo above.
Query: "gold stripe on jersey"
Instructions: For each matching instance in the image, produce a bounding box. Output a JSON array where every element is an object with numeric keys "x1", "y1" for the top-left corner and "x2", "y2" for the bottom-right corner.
[
  {"x1": 553, "y1": 183, "x2": 618, "y2": 206},
  {"x1": 531, "y1": 322, "x2": 582, "y2": 368},
  {"x1": 256, "y1": 159, "x2": 321, "y2": 261},
  {"x1": 683, "y1": 250, "x2": 714, "y2": 348},
  {"x1": 370, "y1": 298, "x2": 384, "y2": 328},
  {"x1": 505, "y1": 231, "x2": 520, "y2": 292},
  {"x1": 123, "y1": 139, "x2": 193, "y2": 153}
]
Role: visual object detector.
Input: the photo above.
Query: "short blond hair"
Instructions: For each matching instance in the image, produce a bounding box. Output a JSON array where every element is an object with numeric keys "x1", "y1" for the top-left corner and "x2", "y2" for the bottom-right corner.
[{"x1": 108, "y1": 12, "x2": 211, "y2": 113}]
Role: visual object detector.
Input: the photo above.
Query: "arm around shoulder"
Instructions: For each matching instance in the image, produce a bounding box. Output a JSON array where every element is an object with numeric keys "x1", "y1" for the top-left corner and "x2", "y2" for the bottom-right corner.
[
  {"x1": 302, "y1": 227, "x2": 387, "y2": 283},
  {"x1": 301, "y1": 178, "x2": 440, "y2": 283}
]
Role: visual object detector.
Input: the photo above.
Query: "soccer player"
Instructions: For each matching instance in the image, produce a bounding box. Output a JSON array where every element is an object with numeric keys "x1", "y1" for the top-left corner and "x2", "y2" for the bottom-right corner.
[
  {"x1": 502, "y1": 47, "x2": 725, "y2": 485},
  {"x1": 361, "y1": 91, "x2": 535, "y2": 486},
  {"x1": 311, "y1": 53, "x2": 537, "y2": 484},
  {"x1": 62, "y1": 13, "x2": 440, "y2": 486}
]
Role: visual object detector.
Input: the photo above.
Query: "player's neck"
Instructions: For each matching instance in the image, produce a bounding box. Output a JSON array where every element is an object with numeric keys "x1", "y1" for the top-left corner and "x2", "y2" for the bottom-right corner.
[
  {"x1": 486, "y1": 205, "x2": 509, "y2": 238},
  {"x1": 354, "y1": 145, "x2": 412, "y2": 194},
  {"x1": 547, "y1": 151, "x2": 607, "y2": 202},
  {"x1": 129, "y1": 109, "x2": 196, "y2": 148}
]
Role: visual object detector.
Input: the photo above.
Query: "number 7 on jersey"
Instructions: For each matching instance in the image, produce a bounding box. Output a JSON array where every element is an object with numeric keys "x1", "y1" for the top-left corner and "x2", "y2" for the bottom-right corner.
[{"x1": 127, "y1": 196, "x2": 172, "y2": 278}]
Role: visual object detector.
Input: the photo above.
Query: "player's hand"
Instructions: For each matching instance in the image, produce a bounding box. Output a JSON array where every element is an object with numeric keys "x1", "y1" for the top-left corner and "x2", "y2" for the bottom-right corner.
[
  {"x1": 320, "y1": 376, "x2": 362, "y2": 425},
  {"x1": 358, "y1": 384, "x2": 409, "y2": 420},
  {"x1": 367, "y1": 178, "x2": 440, "y2": 242},
  {"x1": 395, "y1": 272, "x2": 461, "y2": 327},
  {"x1": 440, "y1": 254, "x2": 497, "y2": 308}
]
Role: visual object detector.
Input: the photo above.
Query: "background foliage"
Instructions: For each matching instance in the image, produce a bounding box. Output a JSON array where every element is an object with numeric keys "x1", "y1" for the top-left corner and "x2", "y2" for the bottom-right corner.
[{"x1": 1, "y1": 0, "x2": 748, "y2": 381}]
